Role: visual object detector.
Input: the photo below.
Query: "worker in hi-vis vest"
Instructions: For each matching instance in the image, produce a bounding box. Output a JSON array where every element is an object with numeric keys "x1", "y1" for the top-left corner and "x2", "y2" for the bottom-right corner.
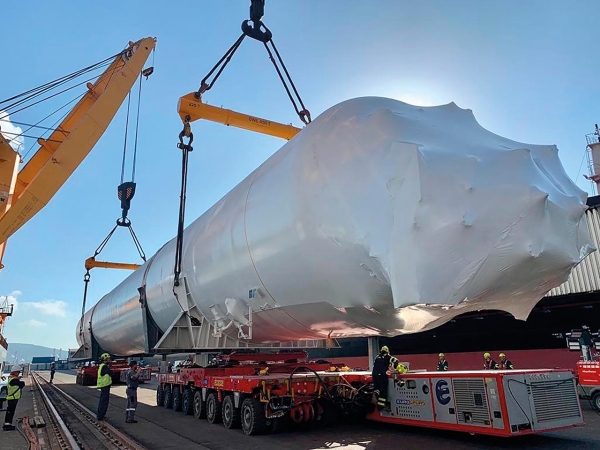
[
  {"x1": 96, "y1": 353, "x2": 114, "y2": 421},
  {"x1": 3, "y1": 365, "x2": 25, "y2": 431},
  {"x1": 437, "y1": 353, "x2": 449, "y2": 371},
  {"x1": 372, "y1": 346, "x2": 406, "y2": 411}
]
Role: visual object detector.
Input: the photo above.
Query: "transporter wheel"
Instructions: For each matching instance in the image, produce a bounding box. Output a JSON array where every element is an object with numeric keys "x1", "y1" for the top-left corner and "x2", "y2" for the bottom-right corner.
[
  {"x1": 156, "y1": 384, "x2": 165, "y2": 407},
  {"x1": 592, "y1": 391, "x2": 600, "y2": 413},
  {"x1": 173, "y1": 386, "x2": 182, "y2": 412},
  {"x1": 164, "y1": 385, "x2": 173, "y2": 409},
  {"x1": 241, "y1": 398, "x2": 268, "y2": 436},
  {"x1": 193, "y1": 391, "x2": 207, "y2": 419},
  {"x1": 206, "y1": 392, "x2": 222, "y2": 424},
  {"x1": 269, "y1": 415, "x2": 290, "y2": 434},
  {"x1": 75, "y1": 374, "x2": 81, "y2": 385},
  {"x1": 182, "y1": 388, "x2": 194, "y2": 415},
  {"x1": 222, "y1": 395, "x2": 241, "y2": 429}
]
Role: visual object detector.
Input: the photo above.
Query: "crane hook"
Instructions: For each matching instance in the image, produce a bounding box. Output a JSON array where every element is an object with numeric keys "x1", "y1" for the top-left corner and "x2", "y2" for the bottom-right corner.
[{"x1": 177, "y1": 116, "x2": 194, "y2": 151}]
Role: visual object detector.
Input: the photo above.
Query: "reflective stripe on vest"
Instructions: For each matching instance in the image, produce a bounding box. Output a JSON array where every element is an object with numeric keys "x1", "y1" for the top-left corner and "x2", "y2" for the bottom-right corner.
[
  {"x1": 97, "y1": 363, "x2": 112, "y2": 388},
  {"x1": 7, "y1": 376, "x2": 22, "y2": 400}
]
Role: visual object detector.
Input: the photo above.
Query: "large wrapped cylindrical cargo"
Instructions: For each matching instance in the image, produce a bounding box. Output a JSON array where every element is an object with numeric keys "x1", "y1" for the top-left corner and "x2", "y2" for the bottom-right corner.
[{"x1": 77, "y1": 97, "x2": 594, "y2": 356}]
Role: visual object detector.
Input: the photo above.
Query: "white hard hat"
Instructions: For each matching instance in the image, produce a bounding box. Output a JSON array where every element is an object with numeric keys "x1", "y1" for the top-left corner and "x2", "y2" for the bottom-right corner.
[{"x1": 11, "y1": 365, "x2": 22, "y2": 373}]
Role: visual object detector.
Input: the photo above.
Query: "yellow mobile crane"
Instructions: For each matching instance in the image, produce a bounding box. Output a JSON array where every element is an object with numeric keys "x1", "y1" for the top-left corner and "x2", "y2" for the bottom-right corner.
[{"x1": 0, "y1": 37, "x2": 156, "y2": 270}]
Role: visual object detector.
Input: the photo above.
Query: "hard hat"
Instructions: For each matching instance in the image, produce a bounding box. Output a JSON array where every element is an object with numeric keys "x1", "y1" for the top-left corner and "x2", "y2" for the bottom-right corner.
[
  {"x1": 10, "y1": 365, "x2": 22, "y2": 373},
  {"x1": 484, "y1": 352, "x2": 491, "y2": 358},
  {"x1": 100, "y1": 353, "x2": 111, "y2": 360},
  {"x1": 499, "y1": 353, "x2": 506, "y2": 358},
  {"x1": 397, "y1": 363, "x2": 407, "y2": 374},
  {"x1": 439, "y1": 353, "x2": 445, "y2": 357},
  {"x1": 381, "y1": 346, "x2": 390, "y2": 353}
]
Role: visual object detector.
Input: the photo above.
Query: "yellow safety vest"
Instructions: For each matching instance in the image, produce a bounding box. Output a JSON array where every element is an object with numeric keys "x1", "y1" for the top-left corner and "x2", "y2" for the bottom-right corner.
[
  {"x1": 97, "y1": 363, "x2": 112, "y2": 388},
  {"x1": 7, "y1": 376, "x2": 22, "y2": 400}
]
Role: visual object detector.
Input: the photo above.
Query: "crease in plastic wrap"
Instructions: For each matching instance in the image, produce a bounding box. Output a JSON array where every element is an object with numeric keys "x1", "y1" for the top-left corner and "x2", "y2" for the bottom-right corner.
[{"x1": 77, "y1": 97, "x2": 595, "y2": 355}]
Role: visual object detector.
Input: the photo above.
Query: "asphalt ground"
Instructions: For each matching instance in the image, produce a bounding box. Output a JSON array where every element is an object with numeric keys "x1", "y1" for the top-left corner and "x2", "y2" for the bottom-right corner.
[{"x1": 40, "y1": 370, "x2": 600, "y2": 450}]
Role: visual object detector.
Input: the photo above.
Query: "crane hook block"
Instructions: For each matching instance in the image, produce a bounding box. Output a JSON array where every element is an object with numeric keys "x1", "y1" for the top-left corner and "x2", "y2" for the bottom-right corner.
[
  {"x1": 117, "y1": 181, "x2": 136, "y2": 225},
  {"x1": 241, "y1": 20, "x2": 272, "y2": 43},
  {"x1": 242, "y1": 0, "x2": 271, "y2": 43},
  {"x1": 142, "y1": 67, "x2": 154, "y2": 79},
  {"x1": 178, "y1": 121, "x2": 194, "y2": 152},
  {"x1": 249, "y1": 0, "x2": 265, "y2": 22}
]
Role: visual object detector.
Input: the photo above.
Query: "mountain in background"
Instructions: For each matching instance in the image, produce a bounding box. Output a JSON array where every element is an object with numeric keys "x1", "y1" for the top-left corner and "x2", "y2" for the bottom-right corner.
[{"x1": 5, "y1": 343, "x2": 70, "y2": 365}]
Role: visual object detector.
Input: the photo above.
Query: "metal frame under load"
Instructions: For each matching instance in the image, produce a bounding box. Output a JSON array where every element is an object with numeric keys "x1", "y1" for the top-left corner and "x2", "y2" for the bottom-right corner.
[{"x1": 156, "y1": 352, "x2": 583, "y2": 437}]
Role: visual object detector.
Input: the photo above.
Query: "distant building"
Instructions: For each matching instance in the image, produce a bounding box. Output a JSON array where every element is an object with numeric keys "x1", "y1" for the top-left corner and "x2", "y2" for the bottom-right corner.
[{"x1": 31, "y1": 356, "x2": 55, "y2": 370}]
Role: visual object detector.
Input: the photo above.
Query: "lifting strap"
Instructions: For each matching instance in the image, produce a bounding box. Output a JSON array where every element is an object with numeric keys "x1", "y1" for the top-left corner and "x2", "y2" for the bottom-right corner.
[
  {"x1": 196, "y1": 0, "x2": 311, "y2": 125},
  {"x1": 174, "y1": 119, "x2": 192, "y2": 287},
  {"x1": 79, "y1": 70, "x2": 152, "y2": 331},
  {"x1": 80, "y1": 219, "x2": 147, "y2": 335}
]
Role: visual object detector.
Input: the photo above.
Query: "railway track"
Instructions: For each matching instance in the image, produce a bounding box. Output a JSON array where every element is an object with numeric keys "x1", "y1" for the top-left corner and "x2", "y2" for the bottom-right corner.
[{"x1": 31, "y1": 372, "x2": 147, "y2": 450}]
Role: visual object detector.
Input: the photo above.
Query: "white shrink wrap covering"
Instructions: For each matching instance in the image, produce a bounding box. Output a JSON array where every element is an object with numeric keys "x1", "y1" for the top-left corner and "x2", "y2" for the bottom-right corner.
[{"x1": 78, "y1": 97, "x2": 595, "y2": 355}]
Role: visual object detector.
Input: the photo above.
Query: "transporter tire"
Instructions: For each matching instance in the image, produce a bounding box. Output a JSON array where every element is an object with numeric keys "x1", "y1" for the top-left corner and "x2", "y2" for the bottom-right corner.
[
  {"x1": 156, "y1": 384, "x2": 165, "y2": 406},
  {"x1": 269, "y1": 415, "x2": 290, "y2": 434},
  {"x1": 173, "y1": 386, "x2": 183, "y2": 412},
  {"x1": 193, "y1": 391, "x2": 207, "y2": 419},
  {"x1": 206, "y1": 392, "x2": 222, "y2": 424},
  {"x1": 592, "y1": 391, "x2": 600, "y2": 413},
  {"x1": 164, "y1": 385, "x2": 173, "y2": 409},
  {"x1": 182, "y1": 388, "x2": 194, "y2": 415},
  {"x1": 222, "y1": 395, "x2": 241, "y2": 429},
  {"x1": 241, "y1": 398, "x2": 268, "y2": 436}
]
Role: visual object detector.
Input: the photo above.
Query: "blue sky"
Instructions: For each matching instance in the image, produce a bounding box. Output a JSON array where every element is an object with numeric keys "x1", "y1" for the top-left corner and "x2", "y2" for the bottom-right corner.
[{"x1": 1, "y1": 0, "x2": 598, "y2": 352}]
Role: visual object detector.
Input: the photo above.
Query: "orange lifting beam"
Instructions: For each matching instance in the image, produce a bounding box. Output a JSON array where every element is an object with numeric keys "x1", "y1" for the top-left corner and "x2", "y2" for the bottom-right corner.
[
  {"x1": 84, "y1": 257, "x2": 141, "y2": 272},
  {"x1": 177, "y1": 93, "x2": 301, "y2": 141}
]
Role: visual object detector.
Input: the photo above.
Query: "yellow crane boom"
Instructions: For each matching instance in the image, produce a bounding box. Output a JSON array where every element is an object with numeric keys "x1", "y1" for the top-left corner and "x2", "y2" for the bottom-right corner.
[
  {"x1": 0, "y1": 37, "x2": 156, "y2": 268},
  {"x1": 0, "y1": 135, "x2": 20, "y2": 268}
]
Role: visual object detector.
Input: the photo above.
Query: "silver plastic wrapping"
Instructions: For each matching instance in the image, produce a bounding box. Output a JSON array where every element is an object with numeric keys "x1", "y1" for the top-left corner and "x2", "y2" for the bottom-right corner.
[{"x1": 78, "y1": 97, "x2": 595, "y2": 355}]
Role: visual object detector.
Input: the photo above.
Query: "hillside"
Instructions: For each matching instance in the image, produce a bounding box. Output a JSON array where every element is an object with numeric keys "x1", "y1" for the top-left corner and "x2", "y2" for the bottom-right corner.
[{"x1": 5, "y1": 343, "x2": 69, "y2": 365}]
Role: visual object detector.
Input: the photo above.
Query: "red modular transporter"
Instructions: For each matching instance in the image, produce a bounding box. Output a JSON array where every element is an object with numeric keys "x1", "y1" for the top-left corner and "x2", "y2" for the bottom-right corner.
[{"x1": 155, "y1": 352, "x2": 584, "y2": 437}]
